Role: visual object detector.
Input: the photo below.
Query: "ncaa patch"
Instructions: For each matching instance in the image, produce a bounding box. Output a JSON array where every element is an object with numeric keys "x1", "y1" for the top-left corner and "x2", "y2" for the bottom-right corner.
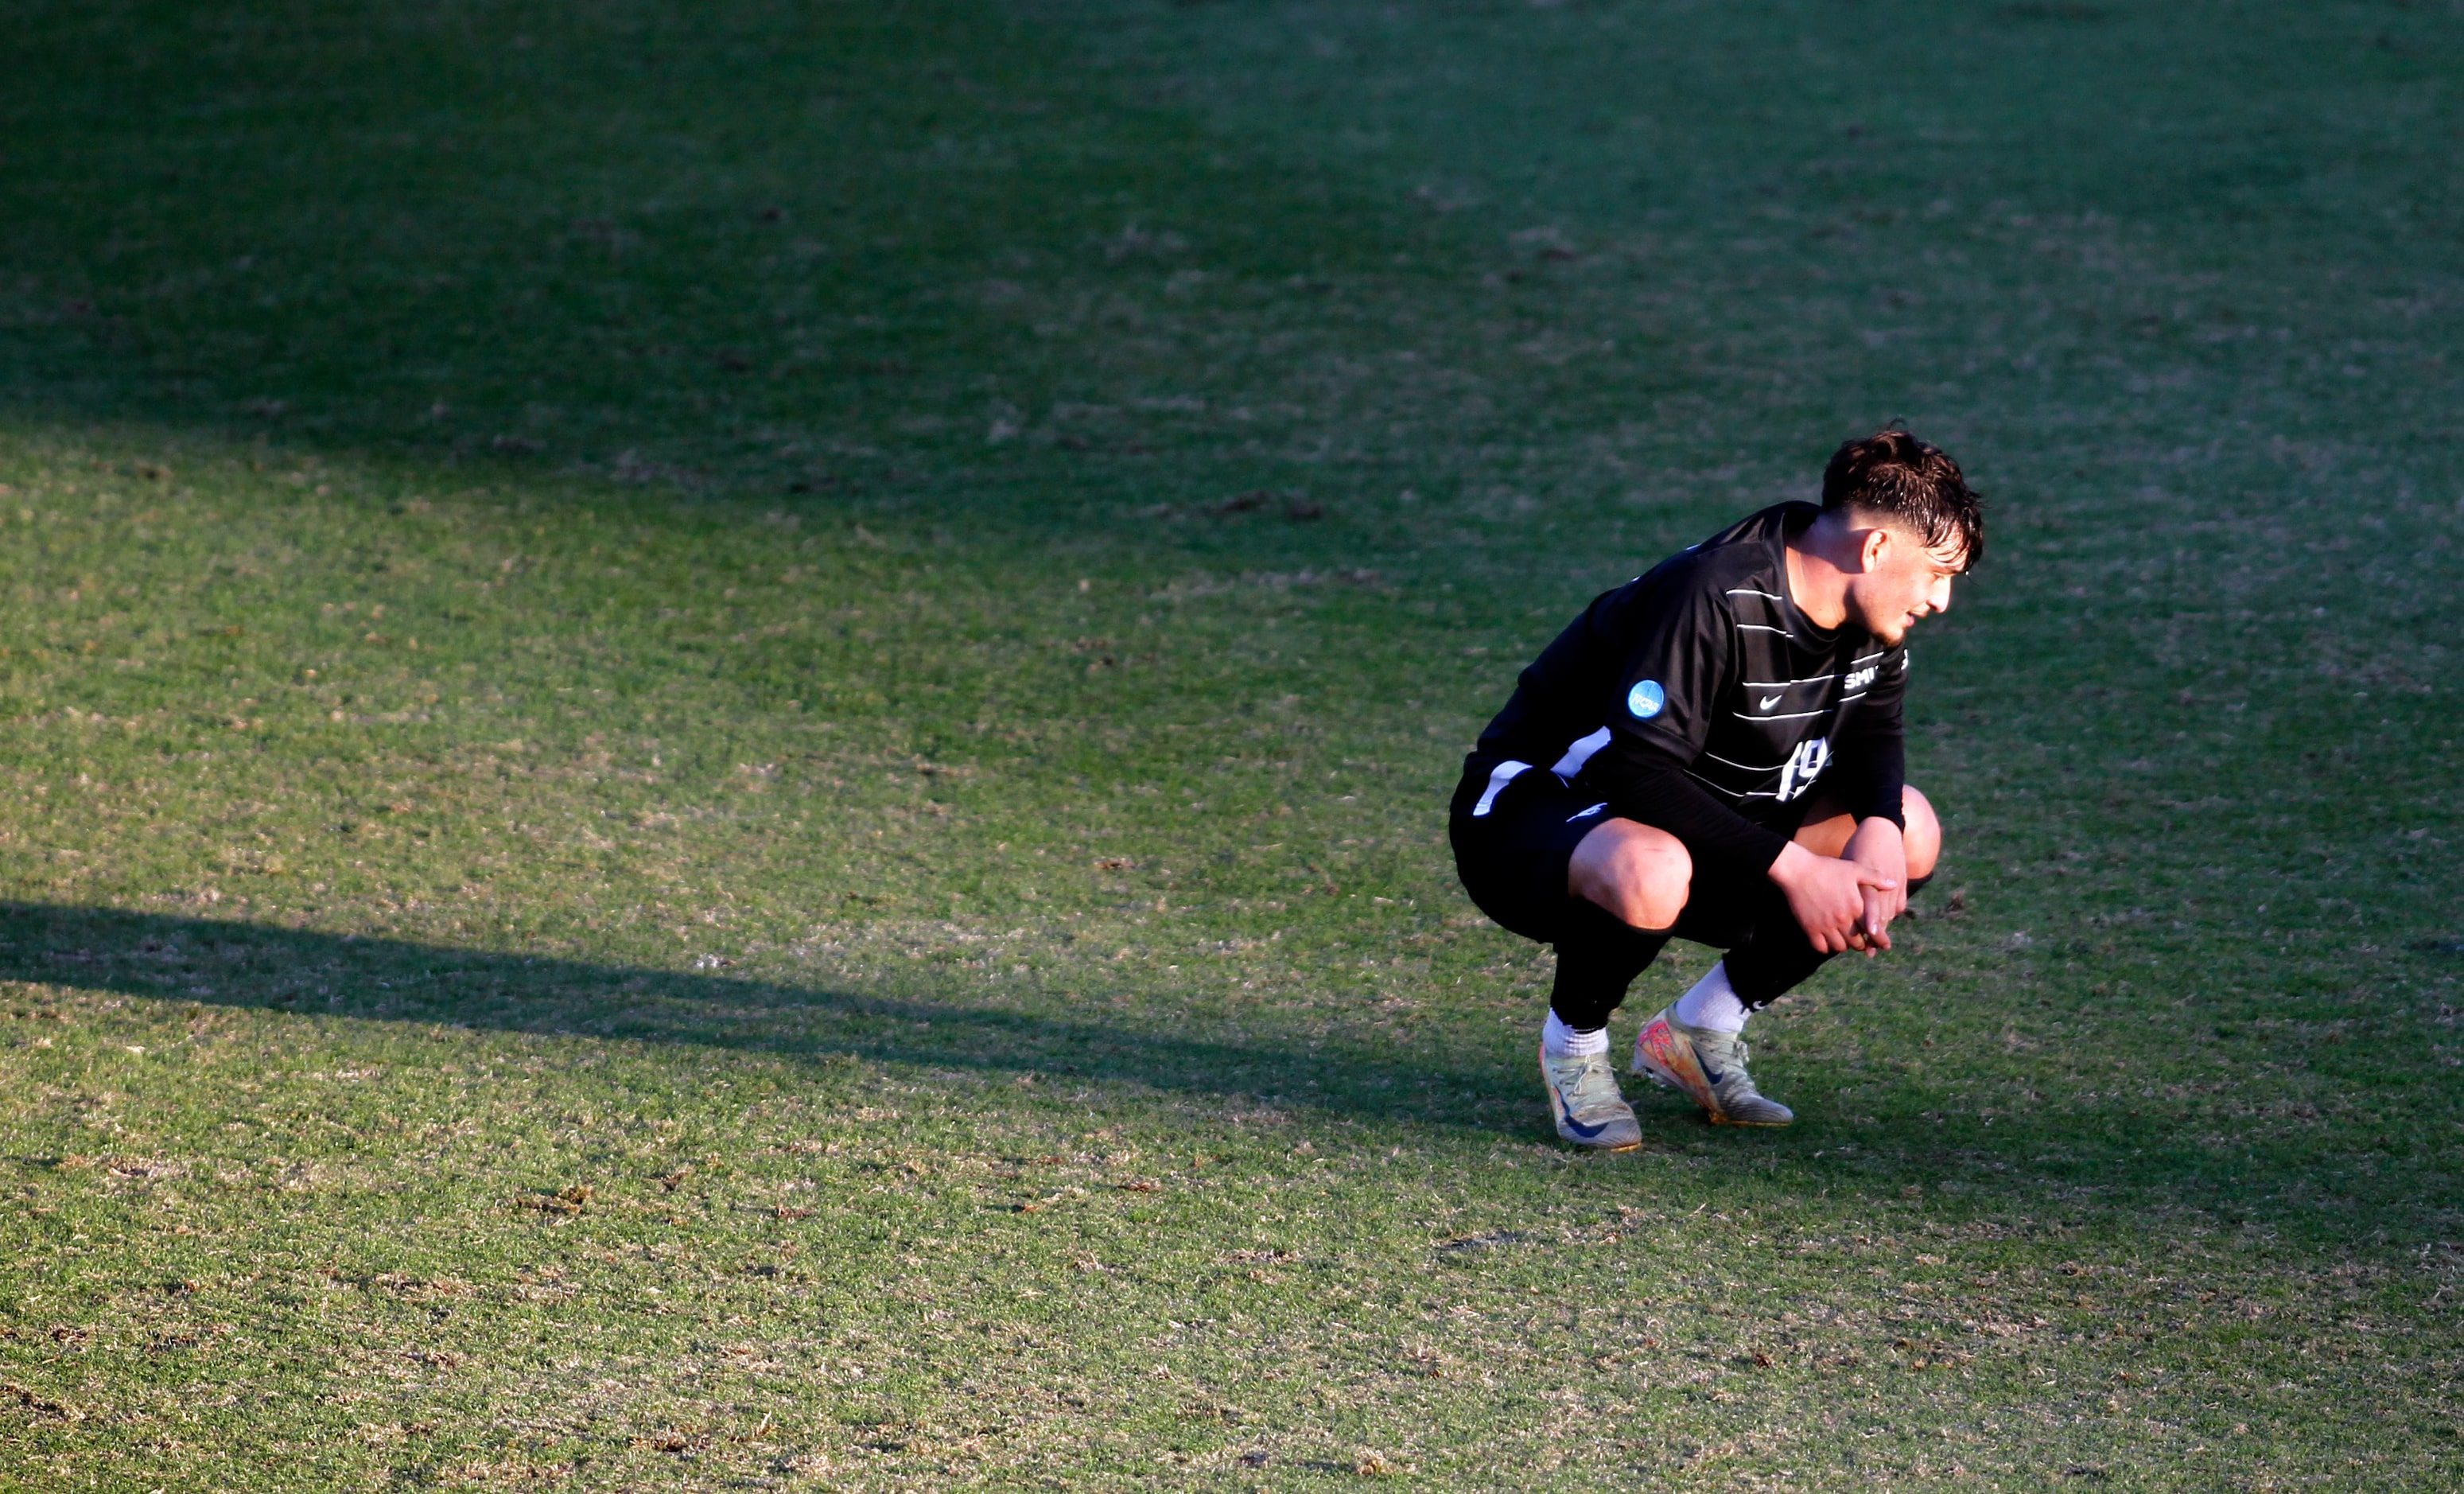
[{"x1": 1626, "y1": 679, "x2": 1665, "y2": 719}]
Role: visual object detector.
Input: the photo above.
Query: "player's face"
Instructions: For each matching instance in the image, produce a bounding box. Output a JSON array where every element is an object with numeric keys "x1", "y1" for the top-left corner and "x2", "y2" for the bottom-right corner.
[{"x1": 1850, "y1": 526, "x2": 1966, "y2": 645}]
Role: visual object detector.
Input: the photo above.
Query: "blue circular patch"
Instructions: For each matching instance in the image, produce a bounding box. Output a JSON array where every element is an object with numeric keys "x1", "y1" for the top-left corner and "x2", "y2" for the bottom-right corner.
[{"x1": 1626, "y1": 679, "x2": 1666, "y2": 719}]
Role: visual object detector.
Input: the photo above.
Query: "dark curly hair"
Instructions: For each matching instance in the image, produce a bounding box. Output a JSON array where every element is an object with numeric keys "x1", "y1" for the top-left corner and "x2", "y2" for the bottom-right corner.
[{"x1": 1821, "y1": 427, "x2": 1985, "y2": 571}]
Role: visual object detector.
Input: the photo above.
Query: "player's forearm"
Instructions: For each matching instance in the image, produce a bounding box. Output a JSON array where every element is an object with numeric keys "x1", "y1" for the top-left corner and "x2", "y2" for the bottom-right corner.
[
  {"x1": 1843, "y1": 815, "x2": 1906, "y2": 871},
  {"x1": 1825, "y1": 729, "x2": 1906, "y2": 828}
]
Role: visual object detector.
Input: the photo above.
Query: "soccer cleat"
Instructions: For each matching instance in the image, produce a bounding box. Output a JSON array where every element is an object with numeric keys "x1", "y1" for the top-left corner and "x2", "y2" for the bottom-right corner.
[
  {"x1": 1539, "y1": 1045, "x2": 1643, "y2": 1151},
  {"x1": 1630, "y1": 1006, "x2": 1795, "y2": 1127}
]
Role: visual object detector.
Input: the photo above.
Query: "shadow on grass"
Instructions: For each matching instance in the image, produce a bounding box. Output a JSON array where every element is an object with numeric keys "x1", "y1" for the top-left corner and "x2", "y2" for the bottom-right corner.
[
  {"x1": 4, "y1": 900, "x2": 2445, "y2": 1247},
  {"x1": 0, "y1": 901, "x2": 1533, "y2": 1133},
  {"x1": 0, "y1": 0, "x2": 1416, "y2": 516}
]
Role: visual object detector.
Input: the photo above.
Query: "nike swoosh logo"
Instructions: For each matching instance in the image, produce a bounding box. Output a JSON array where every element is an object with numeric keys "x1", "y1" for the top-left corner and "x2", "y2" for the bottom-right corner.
[
  {"x1": 1553, "y1": 1081, "x2": 1612, "y2": 1138},
  {"x1": 1759, "y1": 694, "x2": 1782, "y2": 710},
  {"x1": 1560, "y1": 1108, "x2": 1612, "y2": 1140}
]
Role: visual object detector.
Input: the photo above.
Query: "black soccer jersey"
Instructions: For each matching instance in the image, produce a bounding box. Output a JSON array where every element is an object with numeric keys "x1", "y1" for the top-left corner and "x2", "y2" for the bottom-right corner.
[{"x1": 1464, "y1": 502, "x2": 1906, "y2": 874}]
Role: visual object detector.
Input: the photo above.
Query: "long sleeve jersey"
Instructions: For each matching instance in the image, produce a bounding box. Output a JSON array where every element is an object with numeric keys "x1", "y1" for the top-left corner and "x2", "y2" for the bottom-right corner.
[{"x1": 1463, "y1": 502, "x2": 1907, "y2": 880}]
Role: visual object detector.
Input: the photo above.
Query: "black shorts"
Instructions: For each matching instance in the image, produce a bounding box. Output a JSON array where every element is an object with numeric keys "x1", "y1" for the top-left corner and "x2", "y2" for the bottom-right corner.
[{"x1": 1448, "y1": 757, "x2": 1803, "y2": 951}]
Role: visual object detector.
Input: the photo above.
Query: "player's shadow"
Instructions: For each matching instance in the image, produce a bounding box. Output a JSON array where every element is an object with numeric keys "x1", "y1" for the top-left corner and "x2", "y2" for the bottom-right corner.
[
  {"x1": 0, "y1": 901, "x2": 1532, "y2": 1132},
  {"x1": 2, "y1": 899, "x2": 2426, "y2": 1239}
]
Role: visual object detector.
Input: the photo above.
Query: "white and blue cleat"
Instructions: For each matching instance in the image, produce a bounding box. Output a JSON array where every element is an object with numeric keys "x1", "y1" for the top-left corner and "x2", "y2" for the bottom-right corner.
[{"x1": 1540, "y1": 1045, "x2": 1644, "y2": 1151}]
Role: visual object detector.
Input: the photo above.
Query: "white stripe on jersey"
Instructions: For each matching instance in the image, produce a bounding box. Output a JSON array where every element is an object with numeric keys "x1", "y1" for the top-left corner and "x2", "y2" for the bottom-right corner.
[
  {"x1": 1724, "y1": 588, "x2": 1788, "y2": 601},
  {"x1": 1735, "y1": 623, "x2": 1796, "y2": 638},
  {"x1": 1549, "y1": 726, "x2": 1611, "y2": 780},
  {"x1": 1471, "y1": 760, "x2": 1530, "y2": 817},
  {"x1": 1686, "y1": 768, "x2": 1778, "y2": 800},
  {"x1": 1731, "y1": 706, "x2": 1832, "y2": 722},
  {"x1": 1699, "y1": 749, "x2": 1786, "y2": 772},
  {"x1": 1742, "y1": 674, "x2": 1839, "y2": 688}
]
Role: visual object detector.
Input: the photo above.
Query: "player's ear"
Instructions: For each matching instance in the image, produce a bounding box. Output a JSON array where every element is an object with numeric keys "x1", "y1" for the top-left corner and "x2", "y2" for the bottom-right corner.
[{"x1": 1859, "y1": 524, "x2": 1892, "y2": 573}]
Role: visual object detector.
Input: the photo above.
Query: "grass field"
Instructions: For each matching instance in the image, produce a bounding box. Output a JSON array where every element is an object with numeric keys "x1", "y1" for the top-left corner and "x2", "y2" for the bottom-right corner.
[{"x1": 2, "y1": 0, "x2": 2461, "y2": 1488}]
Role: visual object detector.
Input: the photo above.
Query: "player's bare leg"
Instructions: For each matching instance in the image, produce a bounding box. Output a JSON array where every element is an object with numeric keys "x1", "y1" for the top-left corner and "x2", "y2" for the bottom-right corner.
[
  {"x1": 1572, "y1": 784, "x2": 1938, "y2": 934},
  {"x1": 1567, "y1": 817, "x2": 1693, "y2": 929}
]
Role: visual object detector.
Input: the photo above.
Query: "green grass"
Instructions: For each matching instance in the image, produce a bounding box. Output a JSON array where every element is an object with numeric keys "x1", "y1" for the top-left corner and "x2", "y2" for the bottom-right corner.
[{"x1": 2, "y1": 0, "x2": 2461, "y2": 1487}]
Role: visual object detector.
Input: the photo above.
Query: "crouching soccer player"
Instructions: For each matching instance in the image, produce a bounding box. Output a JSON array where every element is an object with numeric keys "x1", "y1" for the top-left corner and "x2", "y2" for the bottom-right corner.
[{"x1": 1449, "y1": 428, "x2": 1984, "y2": 1144}]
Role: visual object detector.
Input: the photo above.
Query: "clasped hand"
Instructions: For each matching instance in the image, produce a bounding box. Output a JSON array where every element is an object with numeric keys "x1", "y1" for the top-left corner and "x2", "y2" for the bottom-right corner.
[{"x1": 1769, "y1": 819, "x2": 1908, "y2": 956}]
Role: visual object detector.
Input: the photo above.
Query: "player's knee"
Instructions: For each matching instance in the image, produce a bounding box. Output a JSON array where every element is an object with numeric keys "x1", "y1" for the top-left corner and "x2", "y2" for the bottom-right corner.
[
  {"x1": 1902, "y1": 785, "x2": 1941, "y2": 881},
  {"x1": 1581, "y1": 824, "x2": 1691, "y2": 931},
  {"x1": 1619, "y1": 857, "x2": 1692, "y2": 932}
]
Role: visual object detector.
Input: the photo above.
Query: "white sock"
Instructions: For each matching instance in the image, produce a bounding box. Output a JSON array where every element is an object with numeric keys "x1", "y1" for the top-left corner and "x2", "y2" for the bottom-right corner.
[
  {"x1": 1673, "y1": 960, "x2": 1751, "y2": 1035},
  {"x1": 1541, "y1": 1010, "x2": 1608, "y2": 1059}
]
